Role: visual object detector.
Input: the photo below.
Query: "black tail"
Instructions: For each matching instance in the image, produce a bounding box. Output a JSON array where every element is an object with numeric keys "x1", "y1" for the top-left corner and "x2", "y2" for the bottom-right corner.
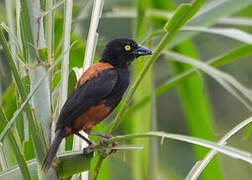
[{"x1": 42, "y1": 129, "x2": 65, "y2": 172}]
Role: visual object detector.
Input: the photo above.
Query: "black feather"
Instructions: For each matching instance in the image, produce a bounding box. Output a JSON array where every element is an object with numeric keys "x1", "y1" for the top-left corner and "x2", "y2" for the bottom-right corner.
[
  {"x1": 56, "y1": 69, "x2": 118, "y2": 130},
  {"x1": 42, "y1": 129, "x2": 65, "y2": 172}
]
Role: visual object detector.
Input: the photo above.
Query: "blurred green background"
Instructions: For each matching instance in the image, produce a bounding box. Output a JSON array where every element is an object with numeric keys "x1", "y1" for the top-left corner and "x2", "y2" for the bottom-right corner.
[{"x1": 0, "y1": 0, "x2": 252, "y2": 179}]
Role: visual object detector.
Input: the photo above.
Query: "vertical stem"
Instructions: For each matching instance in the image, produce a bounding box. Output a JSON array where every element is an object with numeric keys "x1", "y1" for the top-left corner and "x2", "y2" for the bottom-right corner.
[
  {"x1": 147, "y1": 36, "x2": 158, "y2": 180},
  {"x1": 0, "y1": 25, "x2": 57, "y2": 179},
  {"x1": 80, "y1": 1, "x2": 104, "y2": 179},
  {"x1": 0, "y1": 148, "x2": 8, "y2": 170},
  {"x1": 82, "y1": 0, "x2": 103, "y2": 71},
  {"x1": 46, "y1": 0, "x2": 54, "y2": 65},
  {"x1": 5, "y1": 0, "x2": 16, "y2": 58},
  {"x1": 29, "y1": 0, "x2": 51, "y2": 142},
  {"x1": 131, "y1": 0, "x2": 151, "y2": 179},
  {"x1": 59, "y1": 0, "x2": 73, "y2": 109},
  {"x1": 18, "y1": 0, "x2": 57, "y2": 178},
  {"x1": 58, "y1": 0, "x2": 73, "y2": 154},
  {"x1": 16, "y1": 0, "x2": 23, "y2": 53},
  {"x1": 148, "y1": 77, "x2": 159, "y2": 180},
  {"x1": 0, "y1": 108, "x2": 32, "y2": 180},
  {"x1": 45, "y1": 0, "x2": 55, "y2": 142}
]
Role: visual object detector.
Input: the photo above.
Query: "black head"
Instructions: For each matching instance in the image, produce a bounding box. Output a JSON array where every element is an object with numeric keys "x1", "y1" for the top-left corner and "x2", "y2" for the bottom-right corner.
[{"x1": 100, "y1": 38, "x2": 153, "y2": 68}]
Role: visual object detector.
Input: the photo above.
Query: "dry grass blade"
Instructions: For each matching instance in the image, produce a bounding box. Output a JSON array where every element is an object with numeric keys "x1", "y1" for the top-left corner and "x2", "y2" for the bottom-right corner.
[
  {"x1": 164, "y1": 51, "x2": 252, "y2": 111},
  {"x1": 186, "y1": 116, "x2": 252, "y2": 180}
]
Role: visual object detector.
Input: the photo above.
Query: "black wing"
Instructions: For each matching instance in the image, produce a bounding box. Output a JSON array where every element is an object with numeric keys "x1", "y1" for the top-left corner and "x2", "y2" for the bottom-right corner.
[{"x1": 56, "y1": 69, "x2": 118, "y2": 130}]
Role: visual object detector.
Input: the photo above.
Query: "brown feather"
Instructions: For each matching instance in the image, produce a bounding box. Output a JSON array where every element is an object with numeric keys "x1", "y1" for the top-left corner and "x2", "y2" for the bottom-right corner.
[
  {"x1": 76, "y1": 62, "x2": 114, "y2": 88},
  {"x1": 64, "y1": 100, "x2": 111, "y2": 136}
]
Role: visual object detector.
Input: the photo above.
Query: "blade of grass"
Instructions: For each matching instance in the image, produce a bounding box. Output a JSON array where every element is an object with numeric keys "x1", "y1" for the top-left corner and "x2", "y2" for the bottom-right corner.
[
  {"x1": 219, "y1": 16, "x2": 252, "y2": 26},
  {"x1": 45, "y1": 0, "x2": 55, "y2": 150},
  {"x1": 141, "y1": 24, "x2": 252, "y2": 47},
  {"x1": 169, "y1": 0, "x2": 252, "y2": 48},
  {"x1": 0, "y1": 108, "x2": 32, "y2": 180},
  {"x1": 77, "y1": 0, "x2": 104, "y2": 179},
  {"x1": 148, "y1": 73, "x2": 159, "y2": 180},
  {"x1": 19, "y1": 2, "x2": 53, "y2": 171},
  {"x1": 16, "y1": 0, "x2": 23, "y2": 55},
  {"x1": 0, "y1": 147, "x2": 8, "y2": 171},
  {"x1": 186, "y1": 116, "x2": 252, "y2": 180},
  {"x1": 163, "y1": 51, "x2": 252, "y2": 110},
  {"x1": 151, "y1": 1, "x2": 221, "y2": 179},
  {"x1": 5, "y1": 0, "x2": 17, "y2": 58},
  {"x1": 92, "y1": 131, "x2": 252, "y2": 164},
  {"x1": 0, "y1": 151, "x2": 92, "y2": 179},
  {"x1": 168, "y1": 40, "x2": 221, "y2": 180},
  {"x1": 182, "y1": 26, "x2": 252, "y2": 45},
  {"x1": 0, "y1": 23, "x2": 22, "y2": 54},
  {"x1": 102, "y1": 10, "x2": 252, "y2": 27},
  {"x1": 128, "y1": 0, "x2": 152, "y2": 179},
  {"x1": 59, "y1": 0, "x2": 73, "y2": 112},
  {"x1": 19, "y1": 0, "x2": 37, "y2": 62},
  {"x1": 135, "y1": 0, "x2": 149, "y2": 38},
  {"x1": 0, "y1": 48, "x2": 71, "y2": 141},
  {"x1": 0, "y1": 30, "x2": 71, "y2": 151},
  {"x1": 0, "y1": 25, "x2": 45, "y2": 162},
  {"x1": 0, "y1": 54, "x2": 68, "y2": 178},
  {"x1": 58, "y1": 0, "x2": 73, "y2": 154},
  {"x1": 45, "y1": 0, "x2": 55, "y2": 65},
  {"x1": 27, "y1": 0, "x2": 52, "y2": 147},
  {"x1": 82, "y1": 0, "x2": 103, "y2": 71}
]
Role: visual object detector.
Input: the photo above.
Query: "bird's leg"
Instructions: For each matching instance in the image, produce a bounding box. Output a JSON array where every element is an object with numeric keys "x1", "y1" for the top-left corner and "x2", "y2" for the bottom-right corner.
[
  {"x1": 76, "y1": 132, "x2": 96, "y2": 145},
  {"x1": 75, "y1": 132, "x2": 96, "y2": 155},
  {"x1": 89, "y1": 131, "x2": 118, "y2": 155},
  {"x1": 89, "y1": 131, "x2": 113, "y2": 139}
]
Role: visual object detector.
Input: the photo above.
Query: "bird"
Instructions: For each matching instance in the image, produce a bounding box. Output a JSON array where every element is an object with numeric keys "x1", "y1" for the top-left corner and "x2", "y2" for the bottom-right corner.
[{"x1": 41, "y1": 38, "x2": 153, "y2": 171}]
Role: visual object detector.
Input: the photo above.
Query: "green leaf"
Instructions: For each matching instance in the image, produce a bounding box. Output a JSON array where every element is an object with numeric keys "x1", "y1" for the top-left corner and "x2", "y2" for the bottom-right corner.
[
  {"x1": 19, "y1": 0, "x2": 36, "y2": 62},
  {"x1": 164, "y1": 4, "x2": 191, "y2": 31},
  {"x1": 58, "y1": 152, "x2": 92, "y2": 178},
  {"x1": 186, "y1": 116, "x2": 252, "y2": 179},
  {"x1": 103, "y1": 132, "x2": 252, "y2": 164},
  {"x1": 0, "y1": 108, "x2": 32, "y2": 180},
  {"x1": 164, "y1": 51, "x2": 252, "y2": 110},
  {"x1": 0, "y1": 25, "x2": 46, "y2": 165},
  {"x1": 128, "y1": 0, "x2": 152, "y2": 179},
  {"x1": 169, "y1": 0, "x2": 252, "y2": 47},
  {"x1": 23, "y1": 133, "x2": 35, "y2": 161},
  {"x1": 1, "y1": 82, "x2": 17, "y2": 120},
  {"x1": 182, "y1": 26, "x2": 252, "y2": 45},
  {"x1": 0, "y1": 151, "x2": 92, "y2": 179},
  {"x1": 169, "y1": 40, "x2": 221, "y2": 179}
]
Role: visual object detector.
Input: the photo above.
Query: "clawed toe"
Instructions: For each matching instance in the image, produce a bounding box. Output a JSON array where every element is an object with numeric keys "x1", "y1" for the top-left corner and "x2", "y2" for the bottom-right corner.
[
  {"x1": 83, "y1": 143, "x2": 96, "y2": 155},
  {"x1": 99, "y1": 139, "x2": 108, "y2": 146},
  {"x1": 103, "y1": 148, "x2": 117, "y2": 158},
  {"x1": 112, "y1": 142, "x2": 118, "y2": 147}
]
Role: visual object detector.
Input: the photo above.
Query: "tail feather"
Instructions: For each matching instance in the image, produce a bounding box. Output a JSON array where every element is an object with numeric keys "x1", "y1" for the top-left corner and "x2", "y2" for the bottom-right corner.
[{"x1": 42, "y1": 129, "x2": 65, "y2": 172}]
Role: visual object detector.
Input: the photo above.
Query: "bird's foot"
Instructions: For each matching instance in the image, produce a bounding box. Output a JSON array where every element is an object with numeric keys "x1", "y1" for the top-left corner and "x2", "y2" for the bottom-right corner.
[
  {"x1": 83, "y1": 142, "x2": 96, "y2": 156},
  {"x1": 98, "y1": 138, "x2": 118, "y2": 157},
  {"x1": 98, "y1": 139, "x2": 108, "y2": 146}
]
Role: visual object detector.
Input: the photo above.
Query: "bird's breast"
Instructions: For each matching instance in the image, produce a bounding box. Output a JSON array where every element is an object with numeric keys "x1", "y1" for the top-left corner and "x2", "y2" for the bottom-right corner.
[{"x1": 105, "y1": 68, "x2": 130, "y2": 108}]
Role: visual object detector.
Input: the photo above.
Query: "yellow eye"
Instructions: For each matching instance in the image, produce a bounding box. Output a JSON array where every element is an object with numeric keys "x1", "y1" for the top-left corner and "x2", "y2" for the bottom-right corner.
[{"x1": 124, "y1": 45, "x2": 131, "y2": 51}]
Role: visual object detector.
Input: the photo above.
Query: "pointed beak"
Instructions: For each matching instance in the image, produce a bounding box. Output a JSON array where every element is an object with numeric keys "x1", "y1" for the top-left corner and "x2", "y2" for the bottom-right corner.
[{"x1": 133, "y1": 45, "x2": 153, "y2": 58}]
